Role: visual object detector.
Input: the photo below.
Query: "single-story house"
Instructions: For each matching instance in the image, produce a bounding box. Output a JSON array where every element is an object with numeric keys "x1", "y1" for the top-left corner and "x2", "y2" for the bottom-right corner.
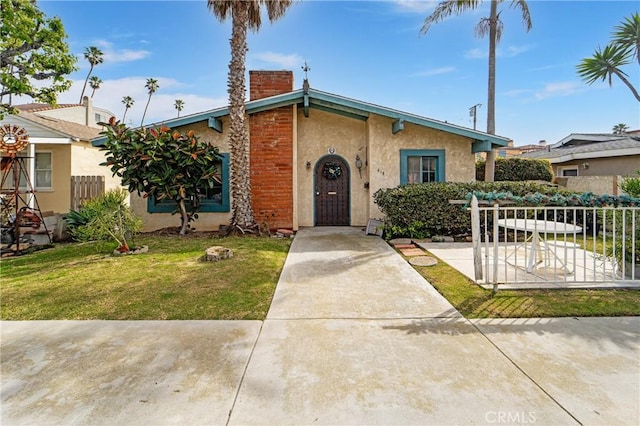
[
  {"x1": 519, "y1": 133, "x2": 640, "y2": 178},
  {"x1": 0, "y1": 98, "x2": 120, "y2": 215},
  {"x1": 92, "y1": 70, "x2": 510, "y2": 232}
]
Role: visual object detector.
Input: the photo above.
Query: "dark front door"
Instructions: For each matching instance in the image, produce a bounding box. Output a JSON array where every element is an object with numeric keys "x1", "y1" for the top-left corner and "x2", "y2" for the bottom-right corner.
[{"x1": 315, "y1": 155, "x2": 350, "y2": 226}]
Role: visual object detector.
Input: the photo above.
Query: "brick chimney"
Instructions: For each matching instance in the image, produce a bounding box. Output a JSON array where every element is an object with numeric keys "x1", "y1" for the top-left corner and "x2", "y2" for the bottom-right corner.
[{"x1": 248, "y1": 71, "x2": 295, "y2": 230}]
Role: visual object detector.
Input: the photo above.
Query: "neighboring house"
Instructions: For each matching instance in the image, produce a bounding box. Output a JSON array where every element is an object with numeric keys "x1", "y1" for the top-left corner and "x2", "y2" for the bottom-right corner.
[
  {"x1": 518, "y1": 133, "x2": 640, "y2": 194},
  {"x1": 92, "y1": 70, "x2": 510, "y2": 232},
  {"x1": 476, "y1": 139, "x2": 547, "y2": 161},
  {"x1": 0, "y1": 97, "x2": 120, "y2": 215}
]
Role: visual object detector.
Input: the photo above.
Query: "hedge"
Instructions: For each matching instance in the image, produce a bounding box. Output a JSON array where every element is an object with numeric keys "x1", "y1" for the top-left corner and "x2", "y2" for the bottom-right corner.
[
  {"x1": 476, "y1": 157, "x2": 553, "y2": 181},
  {"x1": 373, "y1": 181, "x2": 572, "y2": 239}
]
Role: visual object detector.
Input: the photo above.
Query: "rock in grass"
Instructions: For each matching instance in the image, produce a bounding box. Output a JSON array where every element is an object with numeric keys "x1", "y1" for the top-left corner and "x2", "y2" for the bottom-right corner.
[{"x1": 204, "y1": 246, "x2": 233, "y2": 262}]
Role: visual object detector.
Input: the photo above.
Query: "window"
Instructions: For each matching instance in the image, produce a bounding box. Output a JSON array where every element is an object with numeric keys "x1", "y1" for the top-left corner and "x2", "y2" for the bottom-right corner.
[
  {"x1": 400, "y1": 149, "x2": 445, "y2": 184},
  {"x1": 558, "y1": 166, "x2": 578, "y2": 177},
  {"x1": 35, "y1": 152, "x2": 52, "y2": 189},
  {"x1": 147, "y1": 153, "x2": 230, "y2": 213}
]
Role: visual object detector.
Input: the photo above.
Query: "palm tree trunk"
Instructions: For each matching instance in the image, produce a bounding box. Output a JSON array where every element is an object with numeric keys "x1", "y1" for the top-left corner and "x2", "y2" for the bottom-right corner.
[
  {"x1": 228, "y1": 1, "x2": 256, "y2": 231},
  {"x1": 122, "y1": 107, "x2": 129, "y2": 122},
  {"x1": 141, "y1": 95, "x2": 151, "y2": 126},
  {"x1": 615, "y1": 69, "x2": 640, "y2": 101},
  {"x1": 79, "y1": 65, "x2": 94, "y2": 103},
  {"x1": 484, "y1": 0, "x2": 498, "y2": 182}
]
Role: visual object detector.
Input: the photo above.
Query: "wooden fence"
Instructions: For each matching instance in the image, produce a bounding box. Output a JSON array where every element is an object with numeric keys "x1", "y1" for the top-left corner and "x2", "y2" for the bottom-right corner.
[{"x1": 70, "y1": 175, "x2": 105, "y2": 211}]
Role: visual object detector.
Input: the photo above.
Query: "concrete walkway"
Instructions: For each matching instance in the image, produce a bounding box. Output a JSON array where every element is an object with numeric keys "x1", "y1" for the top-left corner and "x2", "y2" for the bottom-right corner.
[{"x1": 1, "y1": 227, "x2": 639, "y2": 425}]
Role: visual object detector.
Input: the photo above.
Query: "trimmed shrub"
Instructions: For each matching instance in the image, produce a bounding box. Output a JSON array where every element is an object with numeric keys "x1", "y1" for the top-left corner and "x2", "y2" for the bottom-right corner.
[
  {"x1": 476, "y1": 158, "x2": 553, "y2": 182},
  {"x1": 373, "y1": 181, "x2": 570, "y2": 239}
]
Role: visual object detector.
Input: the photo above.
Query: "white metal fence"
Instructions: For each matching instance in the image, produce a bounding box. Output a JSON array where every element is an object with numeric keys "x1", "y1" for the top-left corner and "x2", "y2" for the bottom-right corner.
[{"x1": 469, "y1": 196, "x2": 639, "y2": 291}]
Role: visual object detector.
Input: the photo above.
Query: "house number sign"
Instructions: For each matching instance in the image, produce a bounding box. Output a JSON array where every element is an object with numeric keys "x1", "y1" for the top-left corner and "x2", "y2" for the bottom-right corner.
[{"x1": 328, "y1": 147, "x2": 336, "y2": 154}]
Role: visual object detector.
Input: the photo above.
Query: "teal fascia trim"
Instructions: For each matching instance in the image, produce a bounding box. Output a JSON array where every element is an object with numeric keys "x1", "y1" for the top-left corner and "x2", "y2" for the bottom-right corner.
[
  {"x1": 472, "y1": 140, "x2": 492, "y2": 153},
  {"x1": 147, "y1": 153, "x2": 230, "y2": 213},
  {"x1": 208, "y1": 117, "x2": 223, "y2": 133},
  {"x1": 399, "y1": 149, "x2": 446, "y2": 184},
  {"x1": 309, "y1": 103, "x2": 368, "y2": 121},
  {"x1": 392, "y1": 119, "x2": 404, "y2": 134},
  {"x1": 303, "y1": 93, "x2": 310, "y2": 117}
]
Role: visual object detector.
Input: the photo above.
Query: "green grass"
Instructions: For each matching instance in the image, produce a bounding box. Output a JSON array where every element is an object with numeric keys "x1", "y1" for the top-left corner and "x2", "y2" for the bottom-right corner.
[
  {"x1": 407, "y1": 250, "x2": 640, "y2": 318},
  {"x1": 1, "y1": 235, "x2": 291, "y2": 320}
]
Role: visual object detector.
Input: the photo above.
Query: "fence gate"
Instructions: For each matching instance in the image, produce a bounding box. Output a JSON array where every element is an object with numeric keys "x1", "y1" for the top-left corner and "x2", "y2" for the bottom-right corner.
[
  {"x1": 469, "y1": 196, "x2": 639, "y2": 291},
  {"x1": 70, "y1": 175, "x2": 105, "y2": 211}
]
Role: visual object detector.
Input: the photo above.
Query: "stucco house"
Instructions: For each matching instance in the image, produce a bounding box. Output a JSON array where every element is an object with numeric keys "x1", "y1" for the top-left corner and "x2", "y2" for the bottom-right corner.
[
  {"x1": 0, "y1": 98, "x2": 120, "y2": 215},
  {"x1": 518, "y1": 133, "x2": 640, "y2": 195},
  {"x1": 92, "y1": 70, "x2": 510, "y2": 232}
]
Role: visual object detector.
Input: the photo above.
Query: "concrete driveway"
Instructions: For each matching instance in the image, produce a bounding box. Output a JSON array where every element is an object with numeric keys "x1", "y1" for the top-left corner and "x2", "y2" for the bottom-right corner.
[{"x1": 2, "y1": 227, "x2": 639, "y2": 425}]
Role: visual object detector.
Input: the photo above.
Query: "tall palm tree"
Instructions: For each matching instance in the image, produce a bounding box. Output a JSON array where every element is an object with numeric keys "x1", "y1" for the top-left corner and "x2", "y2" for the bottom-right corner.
[
  {"x1": 207, "y1": 0, "x2": 293, "y2": 233},
  {"x1": 79, "y1": 46, "x2": 103, "y2": 102},
  {"x1": 612, "y1": 123, "x2": 629, "y2": 135},
  {"x1": 88, "y1": 76, "x2": 102, "y2": 98},
  {"x1": 121, "y1": 96, "x2": 134, "y2": 122},
  {"x1": 577, "y1": 13, "x2": 640, "y2": 102},
  {"x1": 174, "y1": 99, "x2": 184, "y2": 118},
  {"x1": 420, "y1": 1, "x2": 532, "y2": 182},
  {"x1": 140, "y1": 78, "x2": 159, "y2": 126}
]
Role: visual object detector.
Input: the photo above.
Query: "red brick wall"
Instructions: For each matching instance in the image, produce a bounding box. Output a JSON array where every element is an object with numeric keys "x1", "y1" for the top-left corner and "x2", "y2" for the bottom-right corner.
[{"x1": 249, "y1": 71, "x2": 294, "y2": 229}]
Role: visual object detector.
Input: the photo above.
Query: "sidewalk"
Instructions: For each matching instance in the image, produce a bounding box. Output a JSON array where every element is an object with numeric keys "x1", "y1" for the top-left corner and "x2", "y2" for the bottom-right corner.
[{"x1": 1, "y1": 227, "x2": 639, "y2": 425}]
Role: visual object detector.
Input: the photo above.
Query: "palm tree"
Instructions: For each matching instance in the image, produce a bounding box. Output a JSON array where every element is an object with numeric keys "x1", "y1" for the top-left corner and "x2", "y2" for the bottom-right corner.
[
  {"x1": 79, "y1": 46, "x2": 103, "y2": 103},
  {"x1": 88, "y1": 76, "x2": 102, "y2": 98},
  {"x1": 577, "y1": 13, "x2": 640, "y2": 102},
  {"x1": 207, "y1": 0, "x2": 293, "y2": 233},
  {"x1": 174, "y1": 99, "x2": 184, "y2": 118},
  {"x1": 121, "y1": 96, "x2": 134, "y2": 122},
  {"x1": 140, "y1": 78, "x2": 159, "y2": 126},
  {"x1": 420, "y1": 1, "x2": 532, "y2": 182},
  {"x1": 612, "y1": 123, "x2": 629, "y2": 135}
]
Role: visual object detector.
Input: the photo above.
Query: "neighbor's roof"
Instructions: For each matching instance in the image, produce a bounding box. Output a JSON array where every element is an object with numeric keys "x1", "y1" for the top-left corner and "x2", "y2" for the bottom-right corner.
[
  {"x1": 13, "y1": 103, "x2": 83, "y2": 113},
  {"x1": 8, "y1": 110, "x2": 102, "y2": 141},
  {"x1": 92, "y1": 88, "x2": 510, "y2": 148},
  {"x1": 519, "y1": 133, "x2": 640, "y2": 163}
]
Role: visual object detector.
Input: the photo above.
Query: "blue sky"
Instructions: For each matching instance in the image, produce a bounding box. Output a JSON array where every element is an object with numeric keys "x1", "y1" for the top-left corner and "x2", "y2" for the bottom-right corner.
[{"x1": 35, "y1": 0, "x2": 640, "y2": 146}]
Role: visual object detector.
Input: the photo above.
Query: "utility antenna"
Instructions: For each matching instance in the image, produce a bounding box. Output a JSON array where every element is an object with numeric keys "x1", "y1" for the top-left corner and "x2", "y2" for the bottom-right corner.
[{"x1": 469, "y1": 103, "x2": 482, "y2": 130}]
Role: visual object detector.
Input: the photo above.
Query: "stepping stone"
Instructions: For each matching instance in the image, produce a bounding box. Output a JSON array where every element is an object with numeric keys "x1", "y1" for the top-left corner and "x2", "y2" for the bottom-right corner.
[
  {"x1": 389, "y1": 238, "x2": 412, "y2": 245},
  {"x1": 409, "y1": 256, "x2": 438, "y2": 267},
  {"x1": 393, "y1": 244, "x2": 416, "y2": 249},
  {"x1": 400, "y1": 248, "x2": 425, "y2": 257}
]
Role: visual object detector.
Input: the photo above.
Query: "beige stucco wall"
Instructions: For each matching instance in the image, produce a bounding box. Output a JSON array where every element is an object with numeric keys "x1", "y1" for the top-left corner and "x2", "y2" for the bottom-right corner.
[
  {"x1": 554, "y1": 155, "x2": 640, "y2": 178},
  {"x1": 129, "y1": 119, "x2": 233, "y2": 232},
  {"x1": 296, "y1": 109, "x2": 369, "y2": 227},
  {"x1": 70, "y1": 141, "x2": 122, "y2": 193},
  {"x1": 35, "y1": 144, "x2": 71, "y2": 214},
  {"x1": 367, "y1": 115, "x2": 475, "y2": 218}
]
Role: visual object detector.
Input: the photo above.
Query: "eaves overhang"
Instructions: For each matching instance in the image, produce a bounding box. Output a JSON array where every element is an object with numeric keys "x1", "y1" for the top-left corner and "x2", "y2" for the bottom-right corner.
[{"x1": 92, "y1": 88, "x2": 510, "y2": 149}]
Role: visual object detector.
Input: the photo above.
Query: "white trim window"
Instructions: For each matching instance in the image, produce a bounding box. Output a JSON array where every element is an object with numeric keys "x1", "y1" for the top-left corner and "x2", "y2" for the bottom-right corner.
[
  {"x1": 558, "y1": 166, "x2": 578, "y2": 177},
  {"x1": 35, "y1": 152, "x2": 52, "y2": 189}
]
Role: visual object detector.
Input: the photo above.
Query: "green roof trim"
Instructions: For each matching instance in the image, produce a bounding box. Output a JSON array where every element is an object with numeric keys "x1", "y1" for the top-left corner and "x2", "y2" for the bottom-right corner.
[{"x1": 92, "y1": 88, "x2": 510, "y2": 148}]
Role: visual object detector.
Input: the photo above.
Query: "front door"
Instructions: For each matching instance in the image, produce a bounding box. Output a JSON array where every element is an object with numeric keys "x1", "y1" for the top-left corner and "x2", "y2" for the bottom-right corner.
[{"x1": 315, "y1": 155, "x2": 350, "y2": 226}]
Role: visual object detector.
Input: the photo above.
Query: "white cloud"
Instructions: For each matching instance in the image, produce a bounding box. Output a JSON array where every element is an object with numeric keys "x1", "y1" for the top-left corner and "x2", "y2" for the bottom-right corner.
[
  {"x1": 253, "y1": 51, "x2": 304, "y2": 69},
  {"x1": 503, "y1": 88, "x2": 532, "y2": 97},
  {"x1": 412, "y1": 66, "x2": 456, "y2": 77},
  {"x1": 392, "y1": 0, "x2": 438, "y2": 14},
  {"x1": 534, "y1": 82, "x2": 582, "y2": 100},
  {"x1": 92, "y1": 40, "x2": 151, "y2": 64},
  {"x1": 464, "y1": 44, "x2": 534, "y2": 59}
]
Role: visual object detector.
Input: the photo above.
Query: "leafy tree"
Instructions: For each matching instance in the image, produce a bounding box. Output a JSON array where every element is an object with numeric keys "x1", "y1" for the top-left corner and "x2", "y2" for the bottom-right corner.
[
  {"x1": 140, "y1": 77, "x2": 158, "y2": 126},
  {"x1": 98, "y1": 118, "x2": 222, "y2": 235},
  {"x1": 420, "y1": 0, "x2": 532, "y2": 182},
  {"x1": 78, "y1": 46, "x2": 103, "y2": 102},
  {"x1": 577, "y1": 12, "x2": 640, "y2": 102},
  {"x1": 207, "y1": 0, "x2": 293, "y2": 234},
  {"x1": 174, "y1": 99, "x2": 184, "y2": 117},
  {"x1": 0, "y1": 0, "x2": 77, "y2": 118},
  {"x1": 89, "y1": 75, "x2": 102, "y2": 98},
  {"x1": 612, "y1": 123, "x2": 629, "y2": 134},
  {"x1": 121, "y1": 95, "x2": 134, "y2": 121}
]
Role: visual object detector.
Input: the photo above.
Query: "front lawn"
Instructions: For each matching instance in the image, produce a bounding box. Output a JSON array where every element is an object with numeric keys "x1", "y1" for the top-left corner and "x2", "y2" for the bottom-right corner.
[{"x1": 0, "y1": 235, "x2": 291, "y2": 320}]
